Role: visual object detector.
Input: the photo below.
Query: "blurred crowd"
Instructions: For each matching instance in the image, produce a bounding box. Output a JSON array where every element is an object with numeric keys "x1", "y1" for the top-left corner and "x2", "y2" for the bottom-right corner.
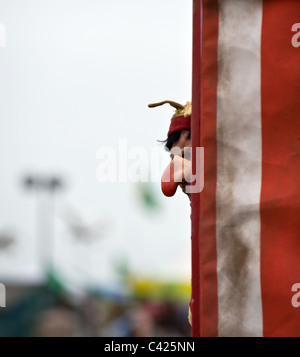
[{"x1": 0, "y1": 281, "x2": 191, "y2": 337}]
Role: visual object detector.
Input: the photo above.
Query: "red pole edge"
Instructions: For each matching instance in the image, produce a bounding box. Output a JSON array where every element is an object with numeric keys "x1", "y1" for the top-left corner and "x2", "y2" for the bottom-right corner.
[{"x1": 191, "y1": 0, "x2": 202, "y2": 337}]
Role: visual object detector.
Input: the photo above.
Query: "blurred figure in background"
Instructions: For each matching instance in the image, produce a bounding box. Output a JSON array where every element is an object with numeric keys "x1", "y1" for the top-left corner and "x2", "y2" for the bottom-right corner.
[{"x1": 33, "y1": 306, "x2": 80, "y2": 337}]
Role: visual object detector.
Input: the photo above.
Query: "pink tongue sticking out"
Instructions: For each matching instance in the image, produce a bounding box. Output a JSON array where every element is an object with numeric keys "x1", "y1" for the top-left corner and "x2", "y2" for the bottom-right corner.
[{"x1": 161, "y1": 156, "x2": 190, "y2": 197}]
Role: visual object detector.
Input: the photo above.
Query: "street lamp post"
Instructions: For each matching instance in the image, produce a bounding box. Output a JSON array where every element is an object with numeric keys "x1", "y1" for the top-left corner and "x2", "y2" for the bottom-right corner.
[{"x1": 23, "y1": 175, "x2": 64, "y2": 279}]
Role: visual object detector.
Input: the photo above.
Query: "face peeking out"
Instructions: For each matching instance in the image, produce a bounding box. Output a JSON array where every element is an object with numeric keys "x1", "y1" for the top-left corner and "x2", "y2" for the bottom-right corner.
[
  {"x1": 148, "y1": 100, "x2": 192, "y2": 199},
  {"x1": 161, "y1": 130, "x2": 192, "y2": 200}
]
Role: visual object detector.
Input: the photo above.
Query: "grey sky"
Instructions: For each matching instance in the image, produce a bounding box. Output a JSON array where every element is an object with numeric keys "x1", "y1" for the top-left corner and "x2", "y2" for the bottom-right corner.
[{"x1": 0, "y1": 0, "x2": 192, "y2": 292}]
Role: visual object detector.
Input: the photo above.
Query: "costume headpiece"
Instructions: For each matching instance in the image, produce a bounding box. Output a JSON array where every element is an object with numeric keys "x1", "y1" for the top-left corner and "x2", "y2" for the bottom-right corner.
[{"x1": 148, "y1": 100, "x2": 191, "y2": 137}]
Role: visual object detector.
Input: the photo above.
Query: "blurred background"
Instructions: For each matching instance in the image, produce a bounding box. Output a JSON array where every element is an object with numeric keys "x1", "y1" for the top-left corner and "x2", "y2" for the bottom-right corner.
[{"x1": 0, "y1": 0, "x2": 192, "y2": 336}]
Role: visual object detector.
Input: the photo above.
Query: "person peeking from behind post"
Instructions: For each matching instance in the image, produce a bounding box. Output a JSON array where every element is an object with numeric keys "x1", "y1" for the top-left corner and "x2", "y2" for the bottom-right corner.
[
  {"x1": 148, "y1": 100, "x2": 192, "y2": 200},
  {"x1": 148, "y1": 100, "x2": 193, "y2": 325}
]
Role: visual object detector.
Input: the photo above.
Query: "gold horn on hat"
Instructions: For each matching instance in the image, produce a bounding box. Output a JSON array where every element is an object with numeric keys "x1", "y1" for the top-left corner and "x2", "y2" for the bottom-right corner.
[
  {"x1": 148, "y1": 100, "x2": 191, "y2": 119},
  {"x1": 148, "y1": 100, "x2": 185, "y2": 110}
]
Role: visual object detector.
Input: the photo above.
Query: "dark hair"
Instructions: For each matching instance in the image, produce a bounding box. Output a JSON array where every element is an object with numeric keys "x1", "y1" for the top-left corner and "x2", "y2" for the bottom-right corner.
[{"x1": 158, "y1": 130, "x2": 191, "y2": 152}]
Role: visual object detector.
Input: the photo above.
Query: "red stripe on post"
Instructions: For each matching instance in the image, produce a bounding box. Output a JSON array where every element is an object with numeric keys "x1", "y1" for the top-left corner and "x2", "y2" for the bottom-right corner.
[
  {"x1": 192, "y1": 0, "x2": 219, "y2": 336},
  {"x1": 191, "y1": 0, "x2": 202, "y2": 337},
  {"x1": 260, "y1": 0, "x2": 300, "y2": 337},
  {"x1": 199, "y1": 0, "x2": 219, "y2": 337}
]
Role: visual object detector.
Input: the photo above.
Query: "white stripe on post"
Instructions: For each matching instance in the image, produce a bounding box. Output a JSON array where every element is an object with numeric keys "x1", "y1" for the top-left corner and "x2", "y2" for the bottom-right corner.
[{"x1": 216, "y1": 0, "x2": 263, "y2": 337}]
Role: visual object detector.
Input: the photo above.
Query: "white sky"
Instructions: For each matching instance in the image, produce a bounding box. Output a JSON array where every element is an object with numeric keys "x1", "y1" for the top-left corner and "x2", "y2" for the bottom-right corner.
[{"x1": 0, "y1": 0, "x2": 193, "y2": 293}]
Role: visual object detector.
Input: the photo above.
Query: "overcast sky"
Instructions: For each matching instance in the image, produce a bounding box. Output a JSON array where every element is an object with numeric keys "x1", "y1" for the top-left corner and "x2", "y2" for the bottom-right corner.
[{"x1": 0, "y1": 0, "x2": 193, "y2": 293}]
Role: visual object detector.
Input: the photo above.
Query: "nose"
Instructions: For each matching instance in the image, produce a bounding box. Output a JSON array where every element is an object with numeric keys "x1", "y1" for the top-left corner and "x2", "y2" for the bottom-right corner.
[{"x1": 161, "y1": 155, "x2": 191, "y2": 197}]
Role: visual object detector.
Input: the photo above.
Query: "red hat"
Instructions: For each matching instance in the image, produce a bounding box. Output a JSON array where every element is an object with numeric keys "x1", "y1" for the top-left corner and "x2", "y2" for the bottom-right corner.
[{"x1": 148, "y1": 100, "x2": 191, "y2": 137}]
